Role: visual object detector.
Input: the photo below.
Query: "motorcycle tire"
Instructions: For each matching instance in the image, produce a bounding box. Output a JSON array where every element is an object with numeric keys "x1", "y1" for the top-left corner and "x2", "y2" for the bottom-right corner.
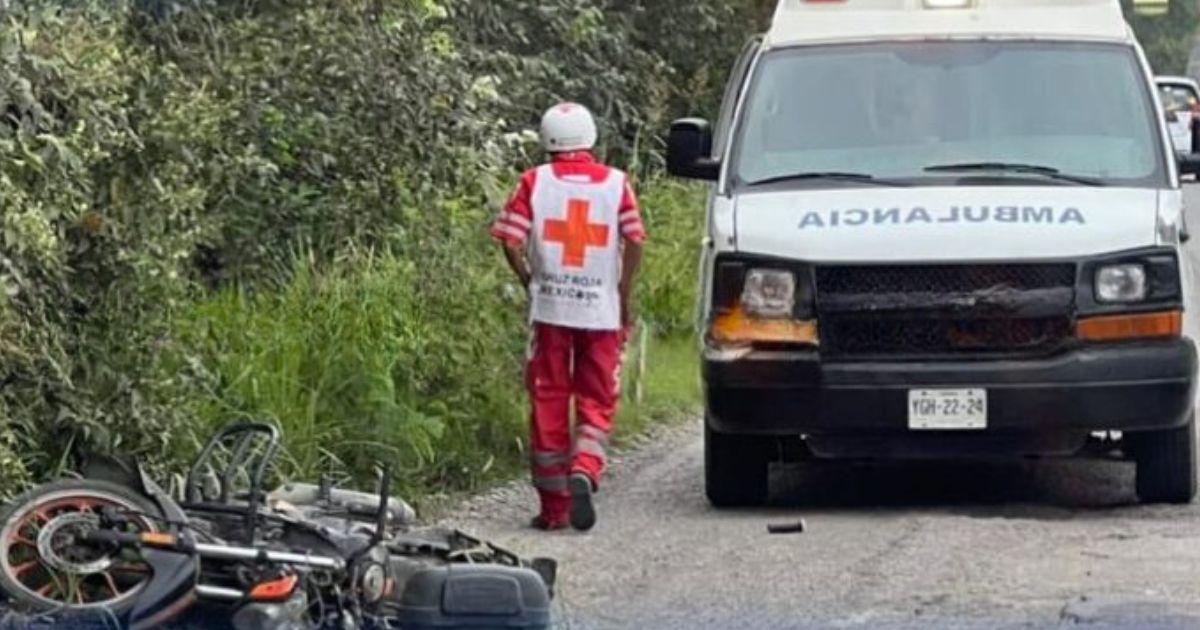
[{"x1": 0, "y1": 479, "x2": 163, "y2": 616}]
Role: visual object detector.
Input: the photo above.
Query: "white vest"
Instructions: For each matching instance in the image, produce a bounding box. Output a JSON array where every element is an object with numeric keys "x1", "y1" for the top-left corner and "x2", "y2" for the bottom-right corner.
[{"x1": 528, "y1": 164, "x2": 624, "y2": 331}]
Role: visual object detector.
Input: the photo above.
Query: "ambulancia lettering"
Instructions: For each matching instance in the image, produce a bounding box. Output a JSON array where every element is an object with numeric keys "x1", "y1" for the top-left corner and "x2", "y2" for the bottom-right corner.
[{"x1": 797, "y1": 206, "x2": 1086, "y2": 229}]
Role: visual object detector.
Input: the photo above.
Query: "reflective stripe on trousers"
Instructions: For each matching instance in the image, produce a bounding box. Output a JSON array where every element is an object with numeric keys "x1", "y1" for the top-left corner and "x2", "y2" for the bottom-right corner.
[
  {"x1": 531, "y1": 450, "x2": 571, "y2": 467},
  {"x1": 574, "y1": 424, "x2": 610, "y2": 459},
  {"x1": 532, "y1": 474, "x2": 568, "y2": 492}
]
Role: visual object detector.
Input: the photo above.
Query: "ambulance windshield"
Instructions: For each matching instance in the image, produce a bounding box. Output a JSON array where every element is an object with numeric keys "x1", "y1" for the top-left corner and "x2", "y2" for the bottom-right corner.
[{"x1": 733, "y1": 41, "x2": 1166, "y2": 188}]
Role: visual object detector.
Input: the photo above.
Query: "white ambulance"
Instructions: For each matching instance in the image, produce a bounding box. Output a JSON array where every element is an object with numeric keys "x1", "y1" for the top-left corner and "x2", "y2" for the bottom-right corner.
[{"x1": 668, "y1": 0, "x2": 1199, "y2": 507}]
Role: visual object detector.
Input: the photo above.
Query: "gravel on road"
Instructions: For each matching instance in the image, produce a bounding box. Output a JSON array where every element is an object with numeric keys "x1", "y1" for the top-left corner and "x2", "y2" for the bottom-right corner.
[{"x1": 441, "y1": 417, "x2": 1200, "y2": 630}]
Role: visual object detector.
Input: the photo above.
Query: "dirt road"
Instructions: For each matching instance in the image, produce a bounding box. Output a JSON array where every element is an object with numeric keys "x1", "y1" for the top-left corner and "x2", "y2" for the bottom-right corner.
[{"x1": 442, "y1": 186, "x2": 1200, "y2": 630}]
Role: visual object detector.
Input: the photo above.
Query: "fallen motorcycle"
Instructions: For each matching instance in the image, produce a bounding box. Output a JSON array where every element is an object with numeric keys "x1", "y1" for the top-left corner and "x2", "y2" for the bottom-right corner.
[{"x1": 0, "y1": 423, "x2": 556, "y2": 629}]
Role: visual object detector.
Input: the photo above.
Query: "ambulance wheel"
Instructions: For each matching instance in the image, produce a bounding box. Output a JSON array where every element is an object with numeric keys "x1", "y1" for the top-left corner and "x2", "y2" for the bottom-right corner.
[
  {"x1": 705, "y1": 422, "x2": 774, "y2": 508},
  {"x1": 1132, "y1": 414, "x2": 1197, "y2": 505}
]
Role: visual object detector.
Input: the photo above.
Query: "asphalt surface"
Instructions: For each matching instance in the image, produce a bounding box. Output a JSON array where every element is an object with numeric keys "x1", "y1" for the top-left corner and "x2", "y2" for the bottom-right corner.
[{"x1": 441, "y1": 184, "x2": 1200, "y2": 630}]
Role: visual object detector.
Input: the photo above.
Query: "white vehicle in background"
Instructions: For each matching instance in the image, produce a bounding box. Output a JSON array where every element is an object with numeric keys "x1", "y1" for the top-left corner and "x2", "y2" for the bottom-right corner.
[
  {"x1": 668, "y1": 0, "x2": 1200, "y2": 508},
  {"x1": 1157, "y1": 76, "x2": 1200, "y2": 157}
]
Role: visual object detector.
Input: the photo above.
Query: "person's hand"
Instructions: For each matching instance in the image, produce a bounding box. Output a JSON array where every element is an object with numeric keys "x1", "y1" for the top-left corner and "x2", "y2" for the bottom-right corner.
[{"x1": 501, "y1": 243, "x2": 533, "y2": 299}]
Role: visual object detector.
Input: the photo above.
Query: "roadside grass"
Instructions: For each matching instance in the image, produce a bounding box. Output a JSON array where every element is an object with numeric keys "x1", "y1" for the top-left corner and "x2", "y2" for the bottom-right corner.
[
  {"x1": 615, "y1": 333, "x2": 701, "y2": 443},
  {"x1": 154, "y1": 178, "x2": 706, "y2": 508},
  {"x1": 169, "y1": 249, "x2": 524, "y2": 500},
  {"x1": 169, "y1": 254, "x2": 701, "y2": 507}
]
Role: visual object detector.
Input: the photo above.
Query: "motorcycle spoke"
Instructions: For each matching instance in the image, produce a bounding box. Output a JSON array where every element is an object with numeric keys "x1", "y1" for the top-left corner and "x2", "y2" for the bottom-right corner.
[
  {"x1": 9, "y1": 533, "x2": 36, "y2": 548},
  {"x1": 45, "y1": 570, "x2": 67, "y2": 600},
  {"x1": 35, "y1": 582, "x2": 56, "y2": 598},
  {"x1": 56, "y1": 573, "x2": 85, "y2": 605},
  {"x1": 11, "y1": 559, "x2": 39, "y2": 577},
  {"x1": 103, "y1": 572, "x2": 120, "y2": 597}
]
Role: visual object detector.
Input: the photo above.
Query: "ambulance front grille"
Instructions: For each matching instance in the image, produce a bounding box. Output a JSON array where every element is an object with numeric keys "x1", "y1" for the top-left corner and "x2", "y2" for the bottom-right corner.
[
  {"x1": 815, "y1": 263, "x2": 1077, "y2": 359},
  {"x1": 816, "y1": 263, "x2": 1077, "y2": 296}
]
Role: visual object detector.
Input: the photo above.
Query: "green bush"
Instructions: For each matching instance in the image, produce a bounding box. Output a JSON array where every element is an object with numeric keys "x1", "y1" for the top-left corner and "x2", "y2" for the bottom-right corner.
[
  {"x1": 0, "y1": 0, "x2": 743, "y2": 499},
  {"x1": 636, "y1": 180, "x2": 706, "y2": 336},
  {"x1": 1123, "y1": 0, "x2": 1200, "y2": 75},
  {"x1": 170, "y1": 220, "x2": 700, "y2": 500},
  {"x1": 170, "y1": 246, "x2": 526, "y2": 497},
  {"x1": 0, "y1": 2, "x2": 200, "y2": 491}
]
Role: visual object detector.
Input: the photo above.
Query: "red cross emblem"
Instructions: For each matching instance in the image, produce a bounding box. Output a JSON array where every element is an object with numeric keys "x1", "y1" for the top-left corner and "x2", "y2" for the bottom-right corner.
[{"x1": 543, "y1": 199, "x2": 609, "y2": 268}]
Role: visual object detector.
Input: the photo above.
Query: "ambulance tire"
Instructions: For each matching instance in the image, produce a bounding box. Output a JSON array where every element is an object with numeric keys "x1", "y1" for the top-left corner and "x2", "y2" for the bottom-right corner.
[
  {"x1": 705, "y1": 423, "x2": 774, "y2": 508},
  {"x1": 1133, "y1": 414, "x2": 1197, "y2": 505}
]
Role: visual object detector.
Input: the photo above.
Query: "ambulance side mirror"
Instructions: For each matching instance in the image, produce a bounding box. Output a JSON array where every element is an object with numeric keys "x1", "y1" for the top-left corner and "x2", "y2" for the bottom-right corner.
[{"x1": 667, "y1": 118, "x2": 719, "y2": 181}]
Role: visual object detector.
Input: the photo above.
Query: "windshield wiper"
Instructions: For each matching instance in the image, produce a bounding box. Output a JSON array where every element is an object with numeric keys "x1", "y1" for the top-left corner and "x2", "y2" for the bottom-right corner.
[
  {"x1": 922, "y1": 162, "x2": 1106, "y2": 187},
  {"x1": 745, "y1": 171, "x2": 911, "y2": 187}
]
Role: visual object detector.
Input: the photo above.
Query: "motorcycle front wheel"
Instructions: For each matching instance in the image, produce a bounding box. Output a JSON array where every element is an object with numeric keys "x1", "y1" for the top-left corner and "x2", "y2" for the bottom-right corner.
[{"x1": 0, "y1": 479, "x2": 163, "y2": 615}]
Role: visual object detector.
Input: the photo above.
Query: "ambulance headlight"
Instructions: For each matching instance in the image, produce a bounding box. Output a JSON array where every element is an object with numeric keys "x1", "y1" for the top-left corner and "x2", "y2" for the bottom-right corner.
[
  {"x1": 1095, "y1": 264, "x2": 1147, "y2": 303},
  {"x1": 741, "y1": 269, "x2": 796, "y2": 318}
]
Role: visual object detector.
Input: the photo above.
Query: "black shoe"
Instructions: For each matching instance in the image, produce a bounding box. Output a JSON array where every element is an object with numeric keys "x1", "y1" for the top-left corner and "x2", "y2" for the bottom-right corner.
[
  {"x1": 569, "y1": 473, "x2": 596, "y2": 531},
  {"x1": 529, "y1": 514, "x2": 569, "y2": 531}
]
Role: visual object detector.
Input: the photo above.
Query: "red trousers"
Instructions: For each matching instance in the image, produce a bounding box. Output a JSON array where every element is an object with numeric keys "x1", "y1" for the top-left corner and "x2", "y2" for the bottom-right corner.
[{"x1": 526, "y1": 323, "x2": 624, "y2": 520}]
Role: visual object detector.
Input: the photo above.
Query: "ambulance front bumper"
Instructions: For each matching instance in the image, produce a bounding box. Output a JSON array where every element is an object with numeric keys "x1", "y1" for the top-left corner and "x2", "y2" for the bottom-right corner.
[{"x1": 703, "y1": 340, "x2": 1197, "y2": 458}]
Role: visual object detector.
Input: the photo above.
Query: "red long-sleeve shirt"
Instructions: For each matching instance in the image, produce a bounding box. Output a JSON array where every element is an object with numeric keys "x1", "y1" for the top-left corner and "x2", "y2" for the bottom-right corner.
[{"x1": 491, "y1": 152, "x2": 646, "y2": 246}]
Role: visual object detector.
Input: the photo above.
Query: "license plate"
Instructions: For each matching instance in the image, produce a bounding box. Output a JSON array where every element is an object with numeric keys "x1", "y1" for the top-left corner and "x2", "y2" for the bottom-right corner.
[{"x1": 908, "y1": 389, "x2": 987, "y2": 430}]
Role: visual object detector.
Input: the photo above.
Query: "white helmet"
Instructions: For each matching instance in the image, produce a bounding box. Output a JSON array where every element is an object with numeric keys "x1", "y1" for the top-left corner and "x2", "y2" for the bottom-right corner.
[{"x1": 540, "y1": 102, "x2": 597, "y2": 153}]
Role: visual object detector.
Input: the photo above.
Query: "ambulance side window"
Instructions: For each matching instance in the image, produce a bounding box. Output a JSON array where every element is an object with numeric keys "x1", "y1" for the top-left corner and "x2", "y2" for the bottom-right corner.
[{"x1": 713, "y1": 36, "x2": 762, "y2": 159}]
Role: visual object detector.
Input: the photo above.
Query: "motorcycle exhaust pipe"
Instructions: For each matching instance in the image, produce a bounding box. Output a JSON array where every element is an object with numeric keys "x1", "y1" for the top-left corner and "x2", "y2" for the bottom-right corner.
[
  {"x1": 193, "y1": 542, "x2": 345, "y2": 570},
  {"x1": 196, "y1": 585, "x2": 244, "y2": 601}
]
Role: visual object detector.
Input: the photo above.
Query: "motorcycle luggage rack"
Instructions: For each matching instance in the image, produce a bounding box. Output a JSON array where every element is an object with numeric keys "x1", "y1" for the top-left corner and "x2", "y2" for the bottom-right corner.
[{"x1": 182, "y1": 422, "x2": 281, "y2": 543}]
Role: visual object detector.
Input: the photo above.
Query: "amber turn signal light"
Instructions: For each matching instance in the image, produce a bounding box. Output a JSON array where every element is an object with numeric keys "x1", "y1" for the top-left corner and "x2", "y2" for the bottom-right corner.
[
  {"x1": 711, "y1": 306, "x2": 818, "y2": 345},
  {"x1": 1076, "y1": 310, "x2": 1182, "y2": 342},
  {"x1": 139, "y1": 532, "x2": 178, "y2": 546},
  {"x1": 249, "y1": 574, "x2": 299, "y2": 602}
]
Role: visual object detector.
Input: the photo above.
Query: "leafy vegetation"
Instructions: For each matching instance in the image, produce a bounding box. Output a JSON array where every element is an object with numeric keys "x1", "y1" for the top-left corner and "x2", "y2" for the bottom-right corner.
[
  {"x1": 2, "y1": 0, "x2": 1194, "y2": 502},
  {"x1": 0, "y1": 0, "x2": 736, "y2": 499},
  {"x1": 1123, "y1": 0, "x2": 1200, "y2": 75},
  {"x1": 170, "y1": 241, "x2": 700, "y2": 498}
]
